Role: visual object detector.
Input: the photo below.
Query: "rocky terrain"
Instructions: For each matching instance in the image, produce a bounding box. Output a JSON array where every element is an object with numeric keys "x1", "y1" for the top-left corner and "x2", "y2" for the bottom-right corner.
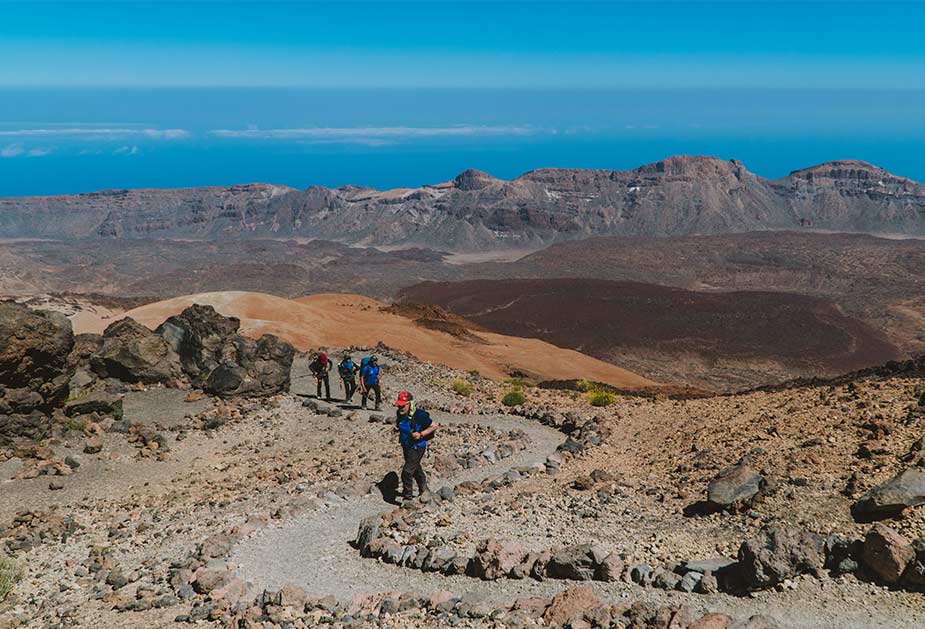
[
  {"x1": 1, "y1": 157, "x2": 923, "y2": 250},
  {"x1": 398, "y1": 278, "x2": 901, "y2": 391},
  {"x1": 3, "y1": 299, "x2": 925, "y2": 628},
  {"x1": 2, "y1": 227, "x2": 924, "y2": 390}
]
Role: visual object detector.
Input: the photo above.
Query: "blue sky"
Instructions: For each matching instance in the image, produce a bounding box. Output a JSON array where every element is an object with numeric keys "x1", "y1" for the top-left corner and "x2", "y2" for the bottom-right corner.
[
  {"x1": 1, "y1": 1, "x2": 924, "y2": 194},
  {"x1": 2, "y1": 1, "x2": 924, "y2": 88}
]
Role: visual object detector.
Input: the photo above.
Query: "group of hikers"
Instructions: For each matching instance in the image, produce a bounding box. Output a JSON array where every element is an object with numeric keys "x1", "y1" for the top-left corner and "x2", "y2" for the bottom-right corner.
[
  {"x1": 309, "y1": 352, "x2": 382, "y2": 410},
  {"x1": 308, "y1": 351, "x2": 438, "y2": 502}
]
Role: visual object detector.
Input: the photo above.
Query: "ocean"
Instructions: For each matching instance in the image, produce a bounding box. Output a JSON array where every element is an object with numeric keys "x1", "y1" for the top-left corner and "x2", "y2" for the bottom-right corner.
[{"x1": 1, "y1": 87, "x2": 924, "y2": 196}]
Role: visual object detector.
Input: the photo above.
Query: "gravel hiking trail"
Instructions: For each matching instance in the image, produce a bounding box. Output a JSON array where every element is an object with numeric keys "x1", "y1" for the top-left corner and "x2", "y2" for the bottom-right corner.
[
  {"x1": 230, "y1": 406, "x2": 925, "y2": 629},
  {"x1": 231, "y1": 409, "x2": 564, "y2": 599}
]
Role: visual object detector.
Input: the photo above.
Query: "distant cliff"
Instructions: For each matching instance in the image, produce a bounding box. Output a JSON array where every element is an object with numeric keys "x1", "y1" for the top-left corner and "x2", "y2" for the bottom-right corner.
[{"x1": 1, "y1": 156, "x2": 923, "y2": 250}]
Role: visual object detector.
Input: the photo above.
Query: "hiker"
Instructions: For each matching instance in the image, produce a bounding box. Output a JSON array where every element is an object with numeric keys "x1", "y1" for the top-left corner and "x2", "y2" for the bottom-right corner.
[
  {"x1": 338, "y1": 353, "x2": 359, "y2": 403},
  {"x1": 359, "y1": 355, "x2": 381, "y2": 410},
  {"x1": 395, "y1": 391, "x2": 438, "y2": 501},
  {"x1": 310, "y1": 352, "x2": 332, "y2": 400}
]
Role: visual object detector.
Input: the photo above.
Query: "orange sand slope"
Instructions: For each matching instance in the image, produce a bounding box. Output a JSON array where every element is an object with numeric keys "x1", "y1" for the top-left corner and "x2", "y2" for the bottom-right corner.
[{"x1": 83, "y1": 291, "x2": 657, "y2": 390}]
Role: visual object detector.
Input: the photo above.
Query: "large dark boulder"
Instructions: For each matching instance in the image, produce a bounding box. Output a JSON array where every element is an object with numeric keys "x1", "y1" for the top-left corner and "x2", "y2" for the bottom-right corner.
[
  {"x1": 0, "y1": 301, "x2": 74, "y2": 413},
  {"x1": 156, "y1": 304, "x2": 241, "y2": 385},
  {"x1": 0, "y1": 302, "x2": 74, "y2": 444},
  {"x1": 852, "y1": 469, "x2": 925, "y2": 522},
  {"x1": 91, "y1": 317, "x2": 181, "y2": 384},
  {"x1": 737, "y1": 526, "x2": 825, "y2": 590},
  {"x1": 155, "y1": 305, "x2": 293, "y2": 398}
]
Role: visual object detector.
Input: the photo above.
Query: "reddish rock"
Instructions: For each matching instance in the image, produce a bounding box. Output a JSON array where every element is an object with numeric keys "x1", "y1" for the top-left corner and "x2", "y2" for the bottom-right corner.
[
  {"x1": 862, "y1": 523, "x2": 914, "y2": 584},
  {"x1": 690, "y1": 613, "x2": 733, "y2": 629},
  {"x1": 542, "y1": 586, "x2": 601, "y2": 627}
]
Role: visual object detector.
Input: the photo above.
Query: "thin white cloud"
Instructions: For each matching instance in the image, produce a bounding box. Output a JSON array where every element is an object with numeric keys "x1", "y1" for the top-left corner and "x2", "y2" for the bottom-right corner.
[
  {"x1": 209, "y1": 125, "x2": 541, "y2": 141},
  {"x1": 1, "y1": 143, "x2": 24, "y2": 157},
  {"x1": 114, "y1": 145, "x2": 140, "y2": 156},
  {"x1": 0, "y1": 128, "x2": 189, "y2": 140},
  {"x1": 27, "y1": 147, "x2": 52, "y2": 157}
]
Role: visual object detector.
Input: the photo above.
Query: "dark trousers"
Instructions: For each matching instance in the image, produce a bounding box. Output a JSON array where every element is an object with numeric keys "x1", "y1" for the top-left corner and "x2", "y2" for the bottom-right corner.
[
  {"x1": 401, "y1": 446, "x2": 428, "y2": 499},
  {"x1": 316, "y1": 374, "x2": 330, "y2": 399},
  {"x1": 361, "y1": 383, "x2": 381, "y2": 408},
  {"x1": 342, "y1": 376, "x2": 356, "y2": 401}
]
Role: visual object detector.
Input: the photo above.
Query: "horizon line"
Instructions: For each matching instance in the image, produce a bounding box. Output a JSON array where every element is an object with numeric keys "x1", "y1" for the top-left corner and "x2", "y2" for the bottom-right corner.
[{"x1": 0, "y1": 154, "x2": 910, "y2": 199}]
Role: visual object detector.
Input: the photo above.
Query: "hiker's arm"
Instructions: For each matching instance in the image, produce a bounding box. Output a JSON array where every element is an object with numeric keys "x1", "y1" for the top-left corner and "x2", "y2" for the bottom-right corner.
[{"x1": 417, "y1": 422, "x2": 439, "y2": 438}]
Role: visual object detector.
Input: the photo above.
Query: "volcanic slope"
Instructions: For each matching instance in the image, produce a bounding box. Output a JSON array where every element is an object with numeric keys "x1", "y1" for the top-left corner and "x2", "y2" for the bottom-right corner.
[
  {"x1": 82, "y1": 291, "x2": 657, "y2": 389},
  {"x1": 471, "y1": 231, "x2": 925, "y2": 356},
  {"x1": 1, "y1": 156, "x2": 923, "y2": 249},
  {"x1": 398, "y1": 278, "x2": 901, "y2": 391}
]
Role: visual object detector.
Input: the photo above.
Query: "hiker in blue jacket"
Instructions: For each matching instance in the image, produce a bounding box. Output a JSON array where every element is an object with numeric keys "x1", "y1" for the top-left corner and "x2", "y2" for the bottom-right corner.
[
  {"x1": 359, "y1": 355, "x2": 382, "y2": 411},
  {"x1": 338, "y1": 353, "x2": 359, "y2": 403},
  {"x1": 395, "y1": 390, "x2": 438, "y2": 501}
]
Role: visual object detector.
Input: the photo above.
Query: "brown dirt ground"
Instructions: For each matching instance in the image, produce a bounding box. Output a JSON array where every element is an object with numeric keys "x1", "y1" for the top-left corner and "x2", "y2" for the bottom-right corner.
[{"x1": 73, "y1": 290, "x2": 657, "y2": 391}]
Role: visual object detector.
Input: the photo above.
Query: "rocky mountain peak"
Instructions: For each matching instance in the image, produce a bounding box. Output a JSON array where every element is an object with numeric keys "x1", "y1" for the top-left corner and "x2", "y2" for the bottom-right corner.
[
  {"x1": 788, "y1": 160, "x2": 897, "y2": 181},
  {"x1": 632, "y1": 155, "x2": 750, "y2": 181},
  {"x1": 453, "y1": 168, "x2": 497, "y2": 191}
]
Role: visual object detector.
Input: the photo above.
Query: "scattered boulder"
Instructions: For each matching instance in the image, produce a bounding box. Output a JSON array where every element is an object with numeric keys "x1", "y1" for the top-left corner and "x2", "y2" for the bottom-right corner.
[
  {"x1": 90, "y1": 317, "x2": 181, "y2": 384},
  {"x1": 596, "y1": 552, "x2": 624, "y2": 582},
  {"x1": 545, "y1": 544, "x2": 602, "y2": 581},
  {"x1": 737, "y1": 525, "x2": 825, "y2": 589},
  {"x1": 706, "y1": 462, "x2": 765, "y2": 512},
  {"x1": 64, "y1": 390, "x2": 123, "y2": 419},
  {"x1": 468, "y1": 538, "x2": 526, "y2": 580},
  {"x1": 542, "y1": 586, "x2": 601, "y2": 627},
  {"x1": 852, "y1": 469, "x2": 925, "y2": 522},
  {"x1": 861, "y1": 523, "x2": 914, "y2": 584}
]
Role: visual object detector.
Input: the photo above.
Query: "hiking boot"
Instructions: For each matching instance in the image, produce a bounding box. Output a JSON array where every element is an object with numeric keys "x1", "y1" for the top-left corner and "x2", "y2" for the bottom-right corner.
[{"x1": 374, "y1": 404, "x2": 382, "y2": 411}]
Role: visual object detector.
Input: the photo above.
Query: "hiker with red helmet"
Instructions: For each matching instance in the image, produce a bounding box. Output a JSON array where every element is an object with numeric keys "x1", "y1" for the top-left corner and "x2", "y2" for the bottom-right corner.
[
  {"x1": 395, "y1": 390, "x2": 438, "y2": 502},
  {"x1": 309, "y1": 352, "x2": 333, "y2": 400}
]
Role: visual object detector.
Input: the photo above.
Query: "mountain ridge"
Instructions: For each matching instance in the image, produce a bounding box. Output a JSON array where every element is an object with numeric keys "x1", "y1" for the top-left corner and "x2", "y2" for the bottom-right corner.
[{"x1": 1, "y1": 155, "x2": 923, "y2": 250}]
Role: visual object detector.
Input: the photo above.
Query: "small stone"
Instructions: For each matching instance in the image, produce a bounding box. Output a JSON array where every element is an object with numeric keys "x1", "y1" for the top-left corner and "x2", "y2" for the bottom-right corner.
[{"x1": 83, "y1": 437, "x2": 103, "y2": 454}]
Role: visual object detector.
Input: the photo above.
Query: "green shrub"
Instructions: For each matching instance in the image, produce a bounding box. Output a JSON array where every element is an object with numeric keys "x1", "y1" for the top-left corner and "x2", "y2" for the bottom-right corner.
[
  {"x1": 0, "y1": 555, "x2": 20, "y2": 603},
  {"x1": 575, "y1": 379, "x2": 595, "y2": 393},
  {"x1": 588, "y1": 391, "x2": 615, "y2": 407},
  {"x1": 451, "y1": 379, "x2": 472, "y2": 397},
  {"x1": 501, "y1": 389, "x2": 526, "y2": 407},
  {"x1": 62, "y1": 417, "x2": 88, "y2": 433},
  {"x1": 503, "y1": 377, "x2": 533, "y2": 389},
  {"x1": 467, "y1": 369, "x2": 480, "y2": 377}
]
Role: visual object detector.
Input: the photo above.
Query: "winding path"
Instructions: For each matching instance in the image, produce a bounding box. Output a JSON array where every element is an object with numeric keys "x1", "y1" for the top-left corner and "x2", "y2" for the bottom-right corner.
[
  {"x1": 229, "y1": 403, "x2": 925, "y2": 628},
  {"x1": 231, "y1": 409, "x2": 565, "y2": 601}
]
